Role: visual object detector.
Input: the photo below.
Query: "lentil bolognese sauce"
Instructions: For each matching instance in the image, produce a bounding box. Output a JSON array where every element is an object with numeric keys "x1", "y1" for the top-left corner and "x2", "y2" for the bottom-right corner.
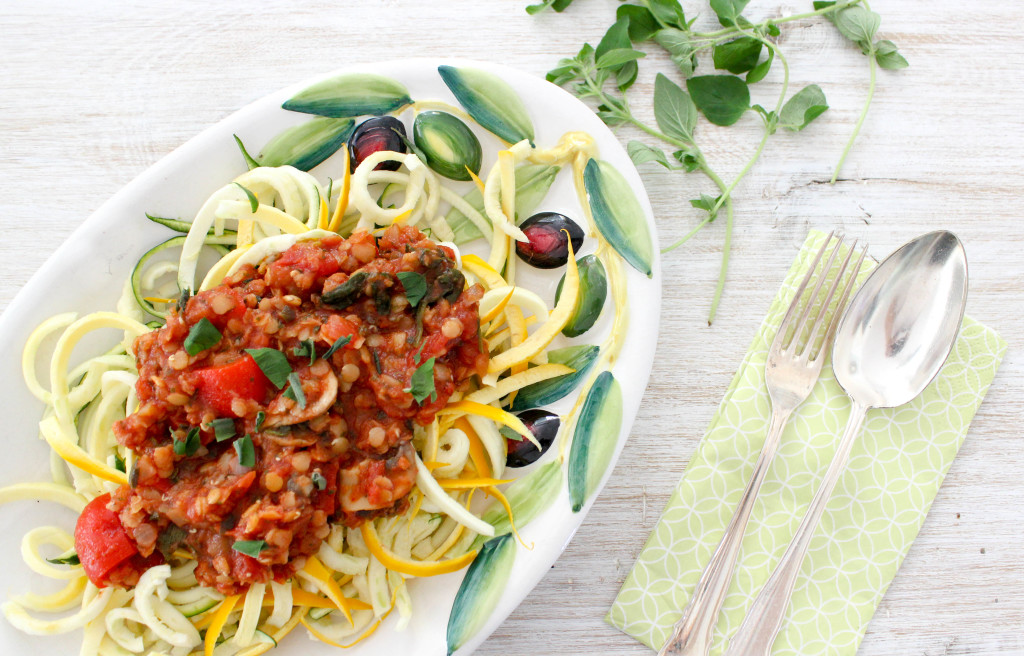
[{"x1": 108, "y1": 226, "x2": 487, "y2": 595}]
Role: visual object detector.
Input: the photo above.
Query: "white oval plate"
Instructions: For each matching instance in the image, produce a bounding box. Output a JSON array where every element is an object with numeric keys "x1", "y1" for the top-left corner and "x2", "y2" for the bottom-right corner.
[{"x1": 0, "y1": 59, "x2": 660, "y2": 655}]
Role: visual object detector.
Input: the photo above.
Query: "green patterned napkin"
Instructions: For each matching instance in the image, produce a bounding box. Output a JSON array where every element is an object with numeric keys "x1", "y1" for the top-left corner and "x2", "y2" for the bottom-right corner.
[{"x1": 607, "y1": 230, "x2": 1006, "y2": 655}]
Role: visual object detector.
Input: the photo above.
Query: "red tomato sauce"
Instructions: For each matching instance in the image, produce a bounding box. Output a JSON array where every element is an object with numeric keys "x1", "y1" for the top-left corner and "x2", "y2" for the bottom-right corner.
[{"x1": 103, "y1": 226, "x2": 487, "y2": 594}]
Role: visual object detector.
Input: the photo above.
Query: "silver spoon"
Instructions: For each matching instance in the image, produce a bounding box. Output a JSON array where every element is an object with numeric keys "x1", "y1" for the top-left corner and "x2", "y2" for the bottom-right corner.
[{"x1": 723, "y1": 231, "x2": 968, "y2": 656}]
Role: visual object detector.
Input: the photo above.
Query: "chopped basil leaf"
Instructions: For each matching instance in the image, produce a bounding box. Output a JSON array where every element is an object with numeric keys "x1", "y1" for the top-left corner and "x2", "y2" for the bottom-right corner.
[
  {"x1": 311, "y1": 471, "x2": 327, "y2": 491},
  {"x1": 293, "y1": 338, "x2": 318, "y2": 366},
  {"x1": 184, "y1": 318, "x2": 222, "y2": 356},
  {"x1": 500, "y1": 425, "x2": 527, "y2": 442},
  {"x1": 372, "y1": 350, "x2": 383, "y2": 374},
  {"x1": 244, "y1": 348, "x2": 292, "y2": 389},
  {"x1": 113, "y1": 453, "x2": 126, "y2": 473},
  {"x1": 234, "y1": 182, "x2": 260, "y2": 213},
  {"x1": 234, "y1": 434, "x2": 255, "y2": 467},
  {"x1": 232, "y1": 539, "x2": 267, "y2": 558},
  {"x1": 322, "y1": 334, "x2": 352, "y2": 361},
  {"x1": 173, "y1": 426, "x2": 200, "y2": 456},
  {"x1": 397, "y1": 271, "x2": 428, "y2": 308},
  {"x1": 283, "y1": 372, "x2": 307, "y2": 409},
  {"x1": 46, "y1": 551, "x2": 80, "y2": 566},
  {"x1": 405, "y1": 357, "x2": 437, "y2": 404},
  {"x1": 255, "y1": 411, "x2": 266, "y2": 432},
  {"x1": 207, "y1": 418, "x2": 236, "y2": 442}
]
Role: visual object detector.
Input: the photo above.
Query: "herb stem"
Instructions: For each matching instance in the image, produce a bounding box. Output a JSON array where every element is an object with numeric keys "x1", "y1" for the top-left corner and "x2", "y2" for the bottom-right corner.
[
  {"x1": 711, "y1": 127, "x2": 770, "y2": 217},
  {"x1": 708, "y1": 195, "x2": 733, "y2": 326},
  {"x1": 661, "y1": 214, "x2": 714, "y2": 253},
  {"x1": 624, "y1": 116, "x2": 691, "y2": 151},
  {"x1": 692, "y1": 0, "x2": 863, "y2": 39},
  {"x1": 831, "y1": 45, "x2": 877, "y2": 183}
]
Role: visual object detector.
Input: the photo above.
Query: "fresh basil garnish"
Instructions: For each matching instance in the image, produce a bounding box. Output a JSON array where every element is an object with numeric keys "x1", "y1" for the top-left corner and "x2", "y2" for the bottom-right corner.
[
  {"x1": 397, "y1": 271, "x2": 428, "y2": 308},
  {"x1": 283, "y1": 372, "x2": 307, "y2": 409},
  {"x1": 293, "y1": 338, "x2": 318, "y2": 365},
  {"x1": 232, "y1": 539, "x2": 267, "y2": 558},
  {"x1": 234, "y1": 434, "x2": 255, "y2": 468},
  {"x1": 322, "y1": 334, "x2": 352, "y2": 360},
  {"x1": 184, "y1": 318, "x2": 222, "y2": 356},
  {"x1": 173, "y1": 426, "x2": 200, "y2": 456},
  {"x1": 244, "y1": 348, "x2": 292, "y2": 389},
  {"x1": 207, "y1": 418, "x2": 236, "y2": 442},
  {"x1": 405, "y1": 357, "x2": 437, "y2": 404}
]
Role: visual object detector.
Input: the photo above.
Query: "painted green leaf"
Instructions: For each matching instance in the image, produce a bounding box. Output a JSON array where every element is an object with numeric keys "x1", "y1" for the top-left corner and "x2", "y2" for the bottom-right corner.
[
  {"x1": 567, "y1": 371, "x2": 624, "y2": 512},
  {"x1": 446, "y1": 533, "x2": 516, "y2": 655},
  {"x1": 282, "y1": 73, "x2": 412, "y2": 118},
  {"x1": 445, "y1": 164, "x2": 559, "y2": 244},
  {"x1": 471, "y1": 461, "x2": 563, "y2": 550},
  {"x1": 438, "y1": 65, "x2": 535, "y2": 145},
  {"x1": 509, "y1": 344, "x2": 600, "y2": 412},
  {"x1": 556, "y1": 255, "x2": 608, "y2": 337},
  {"x1": 257, "y1": 117, "x2": 355, "y2": 172},
  {"x1": 413, "y1": 111, "x2": 482, "y2": 181},
  {"x1": 583, "y1": 158, "x2": 654, "y2": 277}
]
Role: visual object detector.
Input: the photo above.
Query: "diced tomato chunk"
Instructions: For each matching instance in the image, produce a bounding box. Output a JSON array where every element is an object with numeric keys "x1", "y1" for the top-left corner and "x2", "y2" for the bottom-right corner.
[
  {"x1": 320, "y1": 315, "x2": 359, "y2": 348},
  {"x1": 193, "y1": 354, "x2": 271, "y2": 416},
  {"x1": 74, "y1": 493, "x2": 138, "y2": 588}
]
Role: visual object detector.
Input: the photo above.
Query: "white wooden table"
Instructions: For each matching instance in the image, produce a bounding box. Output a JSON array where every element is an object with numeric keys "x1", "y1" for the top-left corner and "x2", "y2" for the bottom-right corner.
[{"x1": 2, "y1": 1, "x2": 1022, "y2": 654}]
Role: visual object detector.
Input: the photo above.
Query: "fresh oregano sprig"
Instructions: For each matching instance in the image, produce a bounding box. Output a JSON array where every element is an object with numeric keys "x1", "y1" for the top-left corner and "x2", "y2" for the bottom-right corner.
[{"x1": 534, "y1": 0, "x2": 906, "y2": 324}]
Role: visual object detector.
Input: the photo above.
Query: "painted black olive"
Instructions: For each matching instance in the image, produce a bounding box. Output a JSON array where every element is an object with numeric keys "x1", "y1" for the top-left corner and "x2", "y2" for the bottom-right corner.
[
  {"x1": 348, "y1": 116, "x2": 407, "y2": 172},
  {"x1": 514, "y1": 212, "x2": 585, "y2": 269},
  {"x1": 505, "y1": 409, "x2": 559, "y2": 468}
]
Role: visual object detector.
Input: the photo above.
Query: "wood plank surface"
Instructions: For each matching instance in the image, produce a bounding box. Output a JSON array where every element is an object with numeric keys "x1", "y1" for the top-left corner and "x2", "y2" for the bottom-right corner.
[{"x1": 1, "y1": 1, "x2": 1021, "y2": 654}]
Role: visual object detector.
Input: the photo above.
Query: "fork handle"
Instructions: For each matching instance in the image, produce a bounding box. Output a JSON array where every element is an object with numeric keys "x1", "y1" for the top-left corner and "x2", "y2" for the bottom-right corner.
[
  {"x1": 722, "y1": 401, "x2": 869, "y2": 656},
  {"x1": 658, "y1": 408, "x2": 792, "y2": 656}
]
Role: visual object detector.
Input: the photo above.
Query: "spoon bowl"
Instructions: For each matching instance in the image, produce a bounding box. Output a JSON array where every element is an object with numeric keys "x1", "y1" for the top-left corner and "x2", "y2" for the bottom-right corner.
[{"x1": 832, "y1": 230, "x2": 968, "y2": 408}]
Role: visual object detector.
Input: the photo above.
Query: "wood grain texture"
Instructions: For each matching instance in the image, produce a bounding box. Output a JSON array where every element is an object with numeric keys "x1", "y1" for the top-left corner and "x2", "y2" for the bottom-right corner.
[{"x1": 1, "y1": 1, "x2": 1021, "y2": 654}]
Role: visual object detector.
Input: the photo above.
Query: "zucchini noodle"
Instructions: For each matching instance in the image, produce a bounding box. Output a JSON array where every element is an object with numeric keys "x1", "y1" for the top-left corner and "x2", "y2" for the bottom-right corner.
[{"x1": 1, "y1": 92, "x2": 629, "y2": 656}]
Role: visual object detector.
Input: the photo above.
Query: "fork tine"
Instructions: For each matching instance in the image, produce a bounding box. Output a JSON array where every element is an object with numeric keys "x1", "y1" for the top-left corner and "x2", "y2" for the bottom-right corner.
[
  {"x1": 814, "y1": 242, "x2": 869, "y2": 361},
  {"x1": 787, "y1": 234, "x2": 844, "y2": 352},
  {"x1": 800, "y1": 239, "x2": 858, "y2": 360},
  {"x1": 773, "y1": 231, "x2": 835, "y2": 349}
]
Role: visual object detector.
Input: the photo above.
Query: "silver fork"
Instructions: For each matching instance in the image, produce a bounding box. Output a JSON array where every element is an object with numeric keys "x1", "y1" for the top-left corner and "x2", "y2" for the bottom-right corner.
[{"x1": 658, "y1": 233, "x2": 867, "y2": 656}]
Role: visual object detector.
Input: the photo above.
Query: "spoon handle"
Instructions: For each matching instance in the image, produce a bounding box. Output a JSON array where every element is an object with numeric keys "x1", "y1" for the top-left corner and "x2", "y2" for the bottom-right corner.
[{"x1": 722, "y1": 401, "x2": 869, "y2": 656}]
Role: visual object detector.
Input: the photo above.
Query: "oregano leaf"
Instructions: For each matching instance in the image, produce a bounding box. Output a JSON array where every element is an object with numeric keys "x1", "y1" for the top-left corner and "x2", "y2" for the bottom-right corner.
[
  {"x1": 627, "y1": 141, "x2": 673, "y2": 169},
  {"x1": 746, "y1": 47, "x2": 775, "y2": 84},
  {"x1": 874, "y1": 40, "x2": 909, "y2": 69},
  {"x1": 616, "y1": 5, "x2": 659, "y2": 42},
  {"x1": 653, "y1": 28, "x2": 697, "y2": 78},
  {"x1": 686, "y1": 75, "x2": 751, "y2": 126},
  {"x1": 834, "y1": 6, "x2": 881, "y2": 46},
  {"x1": 709, "y1": 0, "x2": 751, "y2": 25},
  {"x1": 712, "y1": 37, "x2": 763, "y2": 74},
  {"x1": 596, "y1": 48, "x2": 647, "y2": 70},
  {"x1": 647, "y1": 0, "x2": 688, "y2": 30},
  {"x1": 779, "y1": 84, "x2": 829, "y2": 131},
  {"x1": 653, "y1": 73, "x2": 698, "y2": 143}
]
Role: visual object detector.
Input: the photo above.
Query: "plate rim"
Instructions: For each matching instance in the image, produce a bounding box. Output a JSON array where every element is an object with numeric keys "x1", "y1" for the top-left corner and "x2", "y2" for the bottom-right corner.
[{"x1": 0, "y1": 57, "x2": 662, "y2": 655}]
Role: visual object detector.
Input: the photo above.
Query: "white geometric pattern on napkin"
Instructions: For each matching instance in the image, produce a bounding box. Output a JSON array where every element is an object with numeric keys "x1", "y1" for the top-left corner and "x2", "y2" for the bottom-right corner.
[{"x1": 607, "y1": 231, "x2": 1007, "y2": 656}]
